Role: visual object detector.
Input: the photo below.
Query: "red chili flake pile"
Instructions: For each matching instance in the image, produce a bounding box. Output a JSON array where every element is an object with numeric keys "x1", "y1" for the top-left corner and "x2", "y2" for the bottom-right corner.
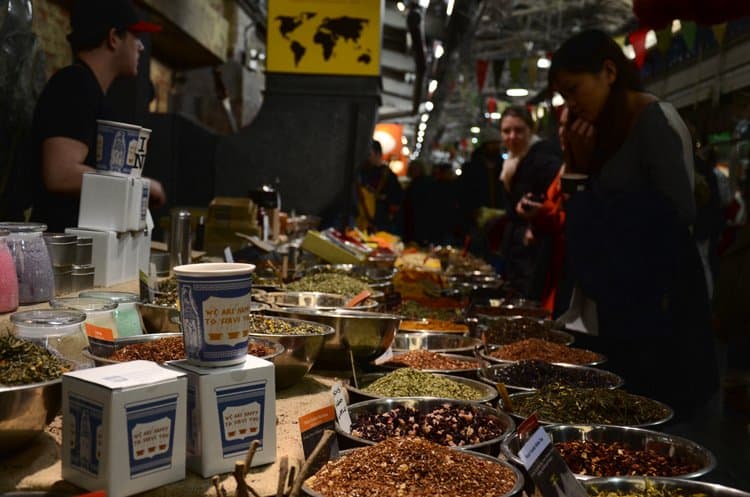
[
  {"x1": 306, "y1": 437, "x2": 517, "y2": 497},
  {"x1": 386, "y1": 350, "x2": 478, "y2": 371},
  {"x1": 490, "y1": 338, "x2": 602, "y2": 364},
  {"x1": 109, "y1": 336, "x2": 276, "y2": 363},
  {"x1": 556, "y1": 440, "x2": 702, "y2": 477}
]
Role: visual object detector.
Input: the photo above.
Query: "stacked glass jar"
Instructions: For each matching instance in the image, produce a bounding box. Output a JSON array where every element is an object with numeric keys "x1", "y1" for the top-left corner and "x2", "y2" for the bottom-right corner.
[{"x1": 0, "y1": 222, "x2": 54, "y2": 305}]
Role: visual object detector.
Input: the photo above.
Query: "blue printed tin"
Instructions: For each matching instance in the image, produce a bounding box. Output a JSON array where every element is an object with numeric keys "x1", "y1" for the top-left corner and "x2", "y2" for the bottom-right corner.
[
  {"x1": 95, "y1": 119, "x2": 141, "y2": 175},
  {"x1": 174, "y1": 263, "x2": 255, "y2": 367}
]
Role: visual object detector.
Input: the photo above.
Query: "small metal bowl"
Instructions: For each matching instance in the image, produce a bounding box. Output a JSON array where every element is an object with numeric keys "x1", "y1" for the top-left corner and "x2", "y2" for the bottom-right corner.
[
  {"x1": 379, "y1": 352, "x2": 482, "y2": 378},
  {"x1": 478, "y1": 362, "x2": 624, "y2": 392},
  {"x1": 477, "y1": 343, "x2": 607, "y2": 367},
  {"x1": 137, "y1": 302, "x2": 179, "y2": 333},
  {"x1": 0, "y1": 377, "x2": 64, "y2": 455},
  {"x1": 302, "y1": 446, "x2": 524, "y2": 497},
  {"x1": 503, "y1": 391, "x2": 674, "y2": 428},
  {"x1": 337, "y1": 397, "x2": 515, "y2": 454},
  {"x1": 392, "y1": 332, "x2": 481, "y2": 355},
  {"x1": 470, "y1": 300, "x2": 551, "y2": 320},
  {"x1": 582, "y1": 477, "x2": 750, "y2": 497},
  {"x1": 246, "y1": 315, "x2": 335, "y2": 390},
  {"x1": 345, "y1": 372, "x2": 498, "y2": 405},
  {"x1": 502, "y1": 425, "x2": 716, "y2": 481}
]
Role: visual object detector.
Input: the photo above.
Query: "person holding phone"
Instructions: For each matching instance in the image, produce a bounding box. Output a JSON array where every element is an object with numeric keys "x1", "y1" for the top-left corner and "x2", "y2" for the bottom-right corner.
[{"x1": 549, "y1": 29, "x2": 718, "y2": 419}]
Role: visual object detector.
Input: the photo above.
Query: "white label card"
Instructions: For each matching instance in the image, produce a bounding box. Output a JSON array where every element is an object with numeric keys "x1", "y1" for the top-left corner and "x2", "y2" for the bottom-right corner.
[
  {"x1": 224, "y1": 246, "x2": 234, "y2": 263},
  {"x1": 331, "y1": 382, "x2": 351, "y2": 434},
  {"x1": 373, "y1": 347, "x2": 394, "y2": 366},
  {"x1": 519, "y1": 426, "x2": 551, "y2": 469}
]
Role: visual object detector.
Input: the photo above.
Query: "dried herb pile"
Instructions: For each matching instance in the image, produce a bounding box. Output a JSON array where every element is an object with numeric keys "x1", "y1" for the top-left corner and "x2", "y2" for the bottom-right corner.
[
  {"x1": 399, "y1": 300, "x2": 462, "y2": 321},
  {"x1": 0, "y1": 335, "x2": 68, "y2": 386},
  {"x1": 286, "y1": 273, "x2": 371, "y2": 297},
  {"x1": 249, "y1": 315, "x2": 328, "y2": 335},
  {"x1": 490, "y1": 338, "x2": 602, "y2": 365},
  {"x1": 364, "y1": 368, "x2": 485, "y2": 400},
  {"x1": 486, "y1": 360, "x2": 619, "y2": 389},
  {"x1": 387, "y1": 350, "x2": 477, "y2": 371},
  {"x1": 480, "y1": 317, "x2": 569, "y2": 345}
]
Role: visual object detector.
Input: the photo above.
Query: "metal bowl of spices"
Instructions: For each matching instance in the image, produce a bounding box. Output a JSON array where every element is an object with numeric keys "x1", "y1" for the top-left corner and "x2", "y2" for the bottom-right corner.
[
  {"x1": 337, "y1": 397, "x2": 515, "y2": 455},
  {"x1": 246, "y1": 315, "x2": 335, "y2": 390},
  {"x1": 379, "y1": 350, "x2": 482, "y2": 378},
  {"x1": 503, "y1": 385, "x2": 674, "y2": 428},
  {"x1": 478, "y1": 361, "x2": 624, "y2": 392},
  {"x1": 346, "y1": 369, "x2": 498, "y2": 405},
  {"x1": 467, "y1": 315, "x2": 575, "y2": 345},
  {"x1": 469, "y1": 300, "x2": 551, "y2": 320},
  {"x1": 258, "y1": 291, "x2": 378, "y2": 311},
  {"x1": 478, "y1": 340, "x2": 607, "y2": 367},
  {"x1": 297, "y1": 264, "x2": 396, "y2": 283},
  {"x1": 582, "y1": 477, "x2": 750, "y2": 497},
  {"x1": 392, "y1": 332, "x2": 481, "y2": 355},
  {"x1": 137, "y1": 302, "x2": 180, "y2": 333},
  {"x1": 303, "y1": 438, "x2": 524, "y2": 497},
  {"x1": 502, "y1": 425, "x2": 716, "y2": 481},
  {"x1": 399, "y1": 318, "x2": 469, "y2": 335},
  {"x1": 263, "y1": 308, "x2": 401, "y2": 370}
]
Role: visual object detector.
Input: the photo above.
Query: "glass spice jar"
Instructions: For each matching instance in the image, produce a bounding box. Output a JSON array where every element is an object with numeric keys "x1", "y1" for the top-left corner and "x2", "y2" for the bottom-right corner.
[
  {"x1": 0, "y1": 222, "x2": 55, "y2": 305},
  {"x1": 11, "y1": 308, "x2": 91, "y2": 367},
  {"x1": 50, "y1": 296, "x2": 118, "y2": 342},
  {"x1": 79, "y1": 291, "x2": 143, "y2": 338},
  {"x1": 0, "y1": 230, "x2": 19, "y2": 312}
]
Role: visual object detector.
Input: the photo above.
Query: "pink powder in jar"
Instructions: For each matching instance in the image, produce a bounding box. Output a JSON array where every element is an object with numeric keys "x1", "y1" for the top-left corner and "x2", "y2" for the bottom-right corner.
[{"x1": 0, "y1": 239, "x2": 19, "y2": 312}]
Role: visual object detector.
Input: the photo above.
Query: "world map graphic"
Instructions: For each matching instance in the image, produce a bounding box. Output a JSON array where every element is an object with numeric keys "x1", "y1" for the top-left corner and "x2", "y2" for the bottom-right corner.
[{"x1": 274, "y1": 13, "x2": 372, "y2": 67}]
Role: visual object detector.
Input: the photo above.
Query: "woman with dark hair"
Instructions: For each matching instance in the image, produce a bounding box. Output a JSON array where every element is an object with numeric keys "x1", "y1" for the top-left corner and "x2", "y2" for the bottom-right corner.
[
  {"x1": 550, "y1": 29, "x2": 718, "y2": 419},
  {"x1": 499, "y1": 105, "x2": 561, "y2": 299}
]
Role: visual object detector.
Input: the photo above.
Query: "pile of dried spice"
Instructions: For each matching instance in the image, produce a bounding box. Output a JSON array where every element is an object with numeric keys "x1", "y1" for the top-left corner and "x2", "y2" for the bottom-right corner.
[
  {"x1": 588, "y1": 480, "x2": 701, "y2": 497},
  {"x1": 350, "y1": 404, "x2": 506, "y2": 446},
  {"x1": 480, "y1": 317, "x2": 570, "y2": 345},
  {"x1": 363, "y1": 368, "x2": 485, "y2": 400},
  {"x1": 490, "y1": 338, "x2": 602, "y2": 365},
  {"x1": 556, "y1": 440, "x2": 702, "y2": 477},
  {"x1": 306, "y1": 437, "x2": 517, "y2": 497},
  {"x1": 486, "y1": 360, "x2": 620, "y2": 389},
  {"x1": 249, "y1": 315, "x2": 328, "y2": 335},
  {"x1": 399, "y1": 300, "x2": 462, "y2": 321},
  {"x1": 0, "y1": 335, "x2": 68, "y2": 385},
  {"x1": 286, "y1": 272, "x2": 371, "y2": 297},
  {"x1": 400, "y1": 319, "x2": 469, "y2": 333},
  {"x1": 386, "y1": 350, "x2": 477, "y2": 371},
  {"x1": 109, "y1": 336, "x2": 277, "y2": 363},
  {"x1": 511, "y1": 385, "x2": 671, "y2": 425}
]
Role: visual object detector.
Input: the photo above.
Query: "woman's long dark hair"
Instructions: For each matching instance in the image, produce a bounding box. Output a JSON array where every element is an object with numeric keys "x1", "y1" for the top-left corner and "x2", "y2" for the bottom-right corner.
[{"x1": 549, "y1": 30, "x2": 644, "y2": 172}]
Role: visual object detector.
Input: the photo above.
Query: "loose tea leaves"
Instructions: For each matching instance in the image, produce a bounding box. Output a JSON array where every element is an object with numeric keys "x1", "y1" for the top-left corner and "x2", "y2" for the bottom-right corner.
[
  {"x1": 511, "y1": 385, "x2": 671, "y2": 425},
  {"x1": 286, "y1": 273, "x2": 371, "y2": 297},
  {"x1": 109, "y1": 336, "x2": 277, "y2": 363},
  {"x1": 487, "y1": 360, "x2": 619, "y2": 389},
  {"x1": 363, "y1": 368, "x2": 485, "y2": 400},
  {"x1": 480, "y1": 317, "x2": 569, "y2": 345},
  {"x1": 399, "y1": 300, "x2": 462, "y2": 321},
  {"x1": 249, "y1": 315, "x2": 327, "y2": 335},
  {"x1": 490, "y1": 338, "x2": 602, "y2": 365},
  {"x1": 0, "y1": 335, "x2": 68, "y2": 385},
  {"x1": 306, "y1": 437, "x2": 517, "y2": 497},
  {"x1": 588, "y1": 480, "x2": 705, "y2": 497}
]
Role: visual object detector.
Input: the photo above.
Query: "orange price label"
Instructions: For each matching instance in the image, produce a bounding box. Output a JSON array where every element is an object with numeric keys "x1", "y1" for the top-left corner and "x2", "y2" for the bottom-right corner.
[
  {"x1": 85, "y1": 323, "x2": 115, "y2": 341},
  {"x1": 299, "y1": 405, "x2": 335, "y2": 433}
]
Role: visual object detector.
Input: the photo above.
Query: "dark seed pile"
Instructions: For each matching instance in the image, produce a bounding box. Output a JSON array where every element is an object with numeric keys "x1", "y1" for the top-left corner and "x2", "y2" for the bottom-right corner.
[
  {"x1": 480, "y1": 317, "x2": 568, "y2": 345},
  {"x1": 487, "y1": 360, "x2": 619, "y2": 389}
]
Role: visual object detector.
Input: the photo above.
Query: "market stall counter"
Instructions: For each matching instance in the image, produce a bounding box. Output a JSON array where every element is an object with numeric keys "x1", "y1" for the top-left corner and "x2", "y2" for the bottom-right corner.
[{"x1": 0, "y1": 280, "x2": 342, "y2": 497}]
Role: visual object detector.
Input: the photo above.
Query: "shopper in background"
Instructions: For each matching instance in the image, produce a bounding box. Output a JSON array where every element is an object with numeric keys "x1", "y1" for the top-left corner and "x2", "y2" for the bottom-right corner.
[
  {"x1": 498, "y1": 106, "x2": 561, "y2": 299},
  {"x1": 30, "y1": 0, "x2": 166, "y2": 232},
  {"x1": 403, "y1": 159, "x2": 439, "y2": 245},
  {"x1": 355, "y1": 140, "x2": 403, "y2": 234},
  {"x1": 550, "y1": 29, "x2": 718, "y2": 419}
]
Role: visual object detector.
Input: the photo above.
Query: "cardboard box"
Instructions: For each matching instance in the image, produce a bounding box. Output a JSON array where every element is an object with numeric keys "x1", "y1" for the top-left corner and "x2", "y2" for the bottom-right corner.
[
  {"x1": 301, "y1": 230, "x2": 366, "y2": 264},
  {"x1": 166, "y1": 355, "x2": 276, "y2": 477},
  {"x1": 79, "y1": 173, "x2": 135, "y2": 232},
  {"x1": 62, "y1": 361, "x2": 187, "y2": 497}
]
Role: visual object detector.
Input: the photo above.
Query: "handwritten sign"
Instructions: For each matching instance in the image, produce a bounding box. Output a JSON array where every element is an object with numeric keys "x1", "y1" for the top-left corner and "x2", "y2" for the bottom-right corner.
[{"x1": 331, "y1": 382, "x2": 351, "y2": 434}]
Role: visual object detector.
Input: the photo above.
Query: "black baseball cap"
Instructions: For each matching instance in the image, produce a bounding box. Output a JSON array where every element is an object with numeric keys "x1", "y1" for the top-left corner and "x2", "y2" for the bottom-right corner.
[{"x1": 67, "y1": 0, "x2": 161, "y2": 46}]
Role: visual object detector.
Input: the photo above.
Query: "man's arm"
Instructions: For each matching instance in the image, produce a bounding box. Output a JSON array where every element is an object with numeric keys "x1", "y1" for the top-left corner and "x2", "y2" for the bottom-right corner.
[{"x1": 41, "y1": 137, "x2": 95, "y2": 194}]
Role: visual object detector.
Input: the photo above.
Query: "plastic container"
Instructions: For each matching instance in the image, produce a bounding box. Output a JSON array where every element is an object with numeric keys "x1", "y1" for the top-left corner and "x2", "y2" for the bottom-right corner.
[
  {"x1": 72, "y1": 264, "x2": 95, "y2": 292},
  {"x1": 50, "y1": 297, "x2": 118, "y2": 342},
  {"x1": 0, "y1": 222, "x2": 55, "y2": 304},
  {"x1": 79, "y1": 291, "x2": 143, "y2": 338},
  {"x1": 0, "y1": 231, "x2": 19, "y2": 312},
  {"x1": 11, "y1": 309, "x2": 91, "y2": 367}
]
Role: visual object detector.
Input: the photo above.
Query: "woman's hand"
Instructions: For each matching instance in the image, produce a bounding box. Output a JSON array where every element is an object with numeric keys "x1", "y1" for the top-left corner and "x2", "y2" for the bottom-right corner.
[
  {"x1": 566, "y1": 117, "x2": 596, "y2": 172},
  {"x1": 516, "y1": 194, "x2": 544, "y2": 220}
]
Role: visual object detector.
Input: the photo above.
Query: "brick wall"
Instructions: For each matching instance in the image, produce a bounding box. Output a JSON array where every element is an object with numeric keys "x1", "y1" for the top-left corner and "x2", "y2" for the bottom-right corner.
[{"x1": 31, "y1": 0, "x2": 72, "y2": 79}]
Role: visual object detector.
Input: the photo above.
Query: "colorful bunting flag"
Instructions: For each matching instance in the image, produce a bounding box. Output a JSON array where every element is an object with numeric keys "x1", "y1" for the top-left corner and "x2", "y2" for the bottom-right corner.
[{"x1": 628, "y1": 28, "x2": 649, "y2": 69}]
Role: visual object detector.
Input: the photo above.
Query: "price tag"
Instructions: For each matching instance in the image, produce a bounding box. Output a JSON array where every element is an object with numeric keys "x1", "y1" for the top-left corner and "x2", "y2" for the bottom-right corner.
[
  {"x1": 224, "y1": 246, "x2": 234, "y2": 263},
  {"x1": 373, "y1": 347, "x2": 394, "y2": 366},
  {"x1": 519, "y1": 426, "x2": 551, "y2": 469},
  {"x1": 331, "y1": 382, "x2": 351, "y2": 434},
  {"x1": 299, "y1": 405, "x2": 338, "y2": 461}
]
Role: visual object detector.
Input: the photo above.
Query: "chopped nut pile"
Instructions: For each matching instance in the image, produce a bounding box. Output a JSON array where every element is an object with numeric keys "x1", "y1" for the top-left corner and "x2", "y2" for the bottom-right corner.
[
  {"x1": 350, "y1": 404, "x2": 506, "y2": 446},
  {"x1": 386, "y1": 350, "x2": 477, "y2": 371},
  {"x1": 306, "y1": 437, "x2": 517, "y2": 497}
]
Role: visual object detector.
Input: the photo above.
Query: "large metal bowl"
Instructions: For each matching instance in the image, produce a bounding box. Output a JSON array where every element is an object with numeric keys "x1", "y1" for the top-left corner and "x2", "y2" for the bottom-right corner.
[
  {"x1": 257, "y1": 291, "x2": 379, "y2": 311},
  {"x1": 137, "y1": 302, "x2": 179, "y2": 333},
  {"x1": 502, "y1": 425, "x2": 716, "y2": 480},
  {"x1": 582, "y1": 477, "x2": 750, "y2": 497},
  {"x1": 296, "y1": 264, "x2": 396, "y2": 283},
  {"x1": 392, "y1": 332, "x2": 482, "y2": 355},
  {"x1": 0, "y1": 377, "x2": 64, "y2": 455},
  {"x1": 336, "y1": 397, "x2": 515, "y2": 455},
  {"x1": 302, "y1": 446, "x2": 524, "y2": 497},
  {"x1": 478, "y1": 343, "x2": 607, "y2": 367},
  {"x1": 379, "y1": 352, "x2": 482, "y2": 378},
  {"x1": 467, "y1": 315, "x2": 575, "y2": 345},
  {"x1": 246, "y1": 315, "x2": 335, "y2": 390},
  {"x1": 345, "y1": 372, "x2": 498, "y2": 404},
  {"x1": 478, "y1": 362, "x2": 624, "y2": 392},
  {"x1": 504, "y1": 391, "x2": 674, "y2": 428},
  {"x1": 399, "y1": 318, "x2": 470, "y2": 335},
  {"x1": 469, "y1": 300, "x2": 551, "y2": 320},
  {"x1": 263, "y1": 308, "x2": 401, "y2": 369}
]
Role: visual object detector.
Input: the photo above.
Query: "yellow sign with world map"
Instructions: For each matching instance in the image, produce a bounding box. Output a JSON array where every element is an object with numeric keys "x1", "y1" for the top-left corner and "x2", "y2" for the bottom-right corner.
[{"x1": 267, "y1": 0, "x2": 382, "y2": 76}]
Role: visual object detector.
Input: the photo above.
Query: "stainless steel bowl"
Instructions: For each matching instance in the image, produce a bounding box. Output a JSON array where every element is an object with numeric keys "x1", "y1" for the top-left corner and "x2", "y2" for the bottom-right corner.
[
  {"x1": 478, "y1": 362, "x2": 624, "y2": 392},
  {"x1": 246, "y1": 315, "x2": 335, "y2": 390},
  {"x1": 302, "y1": 446, "x2": 524, "y2": 497},
  {"x1": 470, "y1": 301, "x2": 551, "y2": 320},
  {"x1": 296, "y1": 264, "x2": 396, "y2": 283},
  {"x1": 582, "y1": 477, "x2": 750, "y2": 497},
  {"x1": 264, "y1": 308, "x2": 401, "y2": 369},
  {"x1": 502, "y1": 425, "x2": 716, "y2": 480},
  {"x1": 257, "y1": 291, "x2": 379, "y2": 311},
  {"x1": 478, "y1": 343, "x2": 607, "y2": 367},
  {"x1": 137, "y1": 302, "x2": 179, "y2": 333},
  {"x1": 379, "y1": 352, "x2": 482, "y2": 378},
  {"x1": 399, "y1": 318, "x2": 470, "y2": 335},
  {"x1": 336, "y1": 397, "x2": 515, "y2": 454},
  {"x1": 345, "y1": 372, "x2": 498, "y2": 404},
  {"x1": 0, "y1": 377, "x2": 64, "y2": 455},
  {"x1": 504, "y1": 391, "x2": 674, "y2": 428},
  {"x1": 467, "y1": 315, "x2": 575, "y2": 345},
  {"x1": 392, "y1": 332, "x2": 481, "y2": 355}
]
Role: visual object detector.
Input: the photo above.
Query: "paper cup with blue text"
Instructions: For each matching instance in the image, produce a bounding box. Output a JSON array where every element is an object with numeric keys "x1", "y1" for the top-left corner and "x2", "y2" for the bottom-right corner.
[
  {"x1": 173, "y1": 263, "x2": 255, "y2": 367},
  {"x1": 95, "y1": 119, "x2": 141, "y2": 175},
  {"x1": 132, "y1": 127, "x2": 151, "y2": 178}
]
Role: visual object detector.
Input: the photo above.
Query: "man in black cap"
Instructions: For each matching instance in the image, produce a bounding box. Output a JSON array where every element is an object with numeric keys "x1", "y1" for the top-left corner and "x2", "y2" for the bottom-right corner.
[{"x1": 30, "y1": 0, "x2": 166, "y2": 232}]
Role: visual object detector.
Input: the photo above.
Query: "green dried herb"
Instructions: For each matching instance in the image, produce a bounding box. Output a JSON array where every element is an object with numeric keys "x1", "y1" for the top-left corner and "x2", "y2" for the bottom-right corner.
[
  {"x1": 513, "y1": 385, "x2": 670, "y2": 425},
  {"x1": 0, "y1": 335, "x2": 68, "y2": 386},
  {"x1": 399, "y1": 300, "x2": 462, "y2": 321},
  {"x1": 589, "y1": 479, "x2": 701, "y2": 497},
  {"x1": 363, "y1": 368, "x2": 484, "y2": 400},
  {"x1": 286, "y1": 273, "x2": 371, "y2": 297},
  {"x1": 249, "y1": 315, "x2": 327, "y2": 335}
]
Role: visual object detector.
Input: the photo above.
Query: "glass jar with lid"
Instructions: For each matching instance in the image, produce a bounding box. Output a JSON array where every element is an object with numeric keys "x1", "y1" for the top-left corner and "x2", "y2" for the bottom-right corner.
[
  {"x1": 0, "y1": 230, "x2": 19, "y2": 312},
  {"x1": 11, "y1": 308, "x2": 91, "y2": 367},
  {"x1": 0, "y1": 222, "x2": 55, "y2": 305},
  {"x1": 50, "y1": 297, "x2": 118, "y2": 342},
  {"x1": 79, "y1": 291, "x2": 143, "y2": 338}
]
